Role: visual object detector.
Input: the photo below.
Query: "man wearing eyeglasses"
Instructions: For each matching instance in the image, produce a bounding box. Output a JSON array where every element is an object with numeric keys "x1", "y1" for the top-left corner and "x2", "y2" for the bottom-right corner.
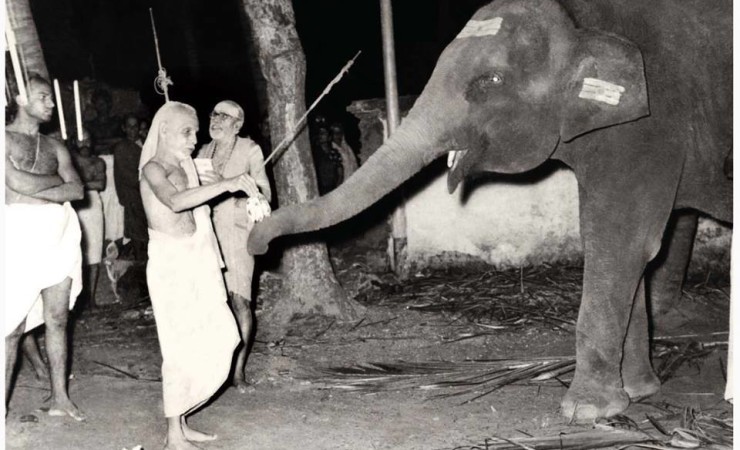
[{"x1": 197, "y1": 100, "x2": 272, "y2": 393}]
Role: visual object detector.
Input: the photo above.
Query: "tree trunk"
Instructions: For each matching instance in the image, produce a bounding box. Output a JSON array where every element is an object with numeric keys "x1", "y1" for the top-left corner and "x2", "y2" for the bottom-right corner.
[
  {"x1": 240, "y1": 0, "x2": 364, "y2": 338},
  {"x1": 6, "y1": 0, "x2": 48, "y2": 82}
]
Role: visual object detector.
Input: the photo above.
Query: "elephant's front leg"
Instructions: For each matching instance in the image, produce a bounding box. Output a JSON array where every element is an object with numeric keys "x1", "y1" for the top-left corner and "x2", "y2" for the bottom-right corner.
[
  {"x1": 622, "y1": 277, "x2": 661, "y2": 400},
  {"x1": 561, "y1": 189, "x2": 669, "y2": 421}
]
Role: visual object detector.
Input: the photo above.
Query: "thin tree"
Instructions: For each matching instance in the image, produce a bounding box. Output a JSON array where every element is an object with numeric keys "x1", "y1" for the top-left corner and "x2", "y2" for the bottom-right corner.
[
  {"x1": 6, "y1": 0, "x2": 48, "y2": 81},
  {"x1": 240, "y1": 0, "x2": 364, "y2": 337}
]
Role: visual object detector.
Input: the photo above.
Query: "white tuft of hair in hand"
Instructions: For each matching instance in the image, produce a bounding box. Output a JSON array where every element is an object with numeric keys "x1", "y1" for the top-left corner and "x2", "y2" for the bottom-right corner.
[{"x1": 246, "y1": 195, "x2": 271, "y2": 223}]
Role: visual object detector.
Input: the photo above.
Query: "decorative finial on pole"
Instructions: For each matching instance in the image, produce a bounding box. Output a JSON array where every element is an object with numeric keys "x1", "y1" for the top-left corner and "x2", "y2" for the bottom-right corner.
[
  {"x1": 261, "y1": 51, "x2": 361, "y2": 167},
  {"x1": 149, "y1": 8, "x2": 173, "y2": 102}
]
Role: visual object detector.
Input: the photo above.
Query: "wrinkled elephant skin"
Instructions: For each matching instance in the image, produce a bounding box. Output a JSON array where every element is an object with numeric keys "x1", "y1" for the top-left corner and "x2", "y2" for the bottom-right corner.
[{"x1": 249, "y1": 0, "x2": 732, "y2": 420}]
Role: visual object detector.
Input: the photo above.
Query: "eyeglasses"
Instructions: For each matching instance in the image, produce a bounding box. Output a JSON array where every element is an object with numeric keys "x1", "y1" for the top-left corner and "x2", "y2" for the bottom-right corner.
[{"x1": 210, "y1": 111, "x2": 238, "y2": 121}]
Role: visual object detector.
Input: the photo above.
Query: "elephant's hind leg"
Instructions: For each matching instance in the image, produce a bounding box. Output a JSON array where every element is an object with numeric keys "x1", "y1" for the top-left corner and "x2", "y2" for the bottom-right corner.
[
  {"x1": 647, "y1": 210, "x2": 698, "y2": 334},
  {"x1": 622, "y1": 277, "x2": 661, "y2": 400}
]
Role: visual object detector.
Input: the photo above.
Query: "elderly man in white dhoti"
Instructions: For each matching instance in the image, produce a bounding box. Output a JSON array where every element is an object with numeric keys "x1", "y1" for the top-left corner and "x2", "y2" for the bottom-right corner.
[
  {"x1": 5, "y1": 74, "x2": 86, "y2": 421},
  {"x1": 196, "y1": 100, "x2": 271, "y2": 393},
  {"x1": 139, "y1": 101, "x2": 257, "y2": 449}
]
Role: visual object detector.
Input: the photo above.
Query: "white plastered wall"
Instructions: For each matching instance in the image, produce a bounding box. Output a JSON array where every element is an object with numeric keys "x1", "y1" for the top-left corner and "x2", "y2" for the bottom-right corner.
[{"x1": 404, "y1": 165, "x2": 730, "y2": 272}]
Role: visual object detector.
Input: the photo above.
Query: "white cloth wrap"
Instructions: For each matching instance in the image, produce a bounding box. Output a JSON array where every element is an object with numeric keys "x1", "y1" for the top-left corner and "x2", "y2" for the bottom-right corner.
[
  {"x1": 99, "y1": 154, "x2": 124, "y2": 241},
  {"x1": 75, "y1": 190, "x2": 105, "y2": 265},
  {"x1": 146, "y1": 158, "x2": 238, "y2": 417},
  {"x1": 4, "y1": 202, "x2": 83, "y2": 336}
]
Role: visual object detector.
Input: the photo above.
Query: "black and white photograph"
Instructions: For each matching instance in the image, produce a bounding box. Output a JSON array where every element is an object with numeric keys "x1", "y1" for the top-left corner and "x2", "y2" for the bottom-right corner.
[{"x1": 2, "y1": 0, "x2": 734, "y2": 448}]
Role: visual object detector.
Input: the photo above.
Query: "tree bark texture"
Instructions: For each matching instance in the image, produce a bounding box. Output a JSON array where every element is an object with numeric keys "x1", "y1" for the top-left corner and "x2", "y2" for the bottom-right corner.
[
  {"x1": 240, "y1": 0, "x2": 364, "y2": 334},
  {"x1": 6, "y1": 0, "x2": 48, "y2": 80}
]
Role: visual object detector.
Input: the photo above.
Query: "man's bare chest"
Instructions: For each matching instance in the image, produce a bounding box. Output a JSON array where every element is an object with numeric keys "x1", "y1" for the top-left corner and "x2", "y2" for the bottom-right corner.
[
  {"x1": 167, "y1": 168, "x2": 189, "y2": 192},
  {"x1": 7, "y1": 133, "x2": 58, "y2": 175}
]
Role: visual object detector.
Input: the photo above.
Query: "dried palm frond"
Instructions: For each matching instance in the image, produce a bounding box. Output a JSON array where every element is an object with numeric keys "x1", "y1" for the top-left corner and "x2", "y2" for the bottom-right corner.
[
  {"x1": 298, "y1": 357, "x2": 575, "y2": 401},
  {"x1": 90, "y1": 360, "x2": 161, "y2": 382},
  {"x1": 450, "y1": 429, "x2": 656, "y2": 450},
  {"x1": 450, "y1": 407, "x2": 732, "y2": 450},
  {"x1": 356, "y1": 266, "x2": 583, "y2": 329},
  {"x1": 652, "y1": 341, "x2": 725, "y2": 383},
  {"x1": 297, "y1": 338, "x2": 721, "y2": 402}
]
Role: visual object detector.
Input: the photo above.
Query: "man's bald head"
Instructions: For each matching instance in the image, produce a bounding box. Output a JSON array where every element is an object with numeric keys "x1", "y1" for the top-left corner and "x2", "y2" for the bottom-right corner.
[
  {"x1": 208, "y1": 100, "x2": 244, "y2": 142},
  {"x1": 159, "y1": 103, "x2": 198, "y2": 157},
  {"x1": 139, "y1": 102, "x2": 199, "y2": 173},
  {"x1": 164, "y1": 102, "x2": 197, "y2": 122}
]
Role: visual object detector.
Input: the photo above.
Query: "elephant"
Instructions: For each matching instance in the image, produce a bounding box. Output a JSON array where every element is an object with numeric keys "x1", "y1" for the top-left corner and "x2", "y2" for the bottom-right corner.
[{"x1": 249, "y1": 0, "x2": 732, "y2": 420}]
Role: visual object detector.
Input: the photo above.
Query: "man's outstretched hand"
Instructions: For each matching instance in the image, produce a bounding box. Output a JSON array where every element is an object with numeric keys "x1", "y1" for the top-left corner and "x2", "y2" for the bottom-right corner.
[{"x1": 227, "y1": 173, "x2": 260, "y2": 197}]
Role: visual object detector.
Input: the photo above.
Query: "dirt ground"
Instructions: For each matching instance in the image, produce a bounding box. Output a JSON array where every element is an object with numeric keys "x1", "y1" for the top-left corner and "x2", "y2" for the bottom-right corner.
[{"x1": 4, "y1": 246, "x2": 733, "y2": 450}]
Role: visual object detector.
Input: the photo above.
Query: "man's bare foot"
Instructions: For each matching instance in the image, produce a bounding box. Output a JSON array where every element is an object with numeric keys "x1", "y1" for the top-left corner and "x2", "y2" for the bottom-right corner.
[
  {"x1": 164, "y1": 436, "x2": 201, "y2": 450},
  {"x1": 44, "y1": 398, "x2": 86, "y2": 422},
  {"x1": 232, "y1": 378, "x2": 254, "y2": 394},
  {"x1": 182, "y1": 419, "x2": 217, "y2": 442}
]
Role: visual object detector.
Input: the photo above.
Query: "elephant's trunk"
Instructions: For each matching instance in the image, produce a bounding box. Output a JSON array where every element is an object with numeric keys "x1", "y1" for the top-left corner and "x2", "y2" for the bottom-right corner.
[{"x1": 248, "y1": 118, "x2": 446, "y2": 254}]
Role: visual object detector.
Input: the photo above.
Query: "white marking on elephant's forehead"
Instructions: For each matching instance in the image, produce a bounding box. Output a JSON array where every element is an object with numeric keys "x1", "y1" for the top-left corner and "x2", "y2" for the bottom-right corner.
[
  {"x1": 456, "y1": 17, "x2": 503, "y2": 39},
  {"x1": 578, "y1": 78, "x2": 626, "y2": 106}
]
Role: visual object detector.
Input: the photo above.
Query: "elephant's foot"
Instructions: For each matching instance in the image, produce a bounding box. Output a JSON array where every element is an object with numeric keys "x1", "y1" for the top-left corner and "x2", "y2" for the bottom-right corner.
[
  {"x1": 561, "y1": 382, "x2": 629, "y2": 421},
  {"x1": 651, "y1": 303, "x2": 696, "y2": 336},
  {"x1": 623, "y1": 370, "x2": 661, "y2": 400}
]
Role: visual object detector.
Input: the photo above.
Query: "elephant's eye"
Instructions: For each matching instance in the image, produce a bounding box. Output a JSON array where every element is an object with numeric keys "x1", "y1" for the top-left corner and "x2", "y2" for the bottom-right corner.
[
  {"x1": 465, "y1": 72, "x2": 506, "y2": 103},
  {"x1": 474, "y1": 73, "x2": 505, "y2": 89},
  {"x1": 488, "y1": 73, "x2": 504, "y2": 85}
]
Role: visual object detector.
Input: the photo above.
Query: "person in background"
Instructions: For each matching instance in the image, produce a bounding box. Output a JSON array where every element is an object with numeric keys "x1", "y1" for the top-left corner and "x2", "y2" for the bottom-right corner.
[
  {"x1": 312, "y1": 126, "x2": 343, "y2": 195},
  {"x1": 86, "y1": 88, "x2": 125, "y2": 244},
  {"x1": 114, "y1": 114, "x2": 148, "y2": 261},
  {"x1": 70, "y1": 128, "x2": 107, "y2": 306},
  {"x1": 330, "y1": 122, "x2": 358, "y2": 183},
  {"x1": 197, "y1": 100, "x2": 272, "y2": 393},
  {"x1": 137, "y1": 118, "x2": 149, "y2": 147},
  {"x1": 86, "y1": 88, "x2": 121, "y2": 155}
]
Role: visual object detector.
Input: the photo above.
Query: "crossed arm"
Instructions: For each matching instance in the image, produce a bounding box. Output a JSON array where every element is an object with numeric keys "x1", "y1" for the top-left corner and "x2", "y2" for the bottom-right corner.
[
  {"x1": 34, "y1": 143, "x2": 85, "y2": 202},
  {"x1": 5, "y1": 153, "x2": 62, "y2": 194},
  {"x1": 5, "y1": 141, "x2": 84, "y2": 202}
]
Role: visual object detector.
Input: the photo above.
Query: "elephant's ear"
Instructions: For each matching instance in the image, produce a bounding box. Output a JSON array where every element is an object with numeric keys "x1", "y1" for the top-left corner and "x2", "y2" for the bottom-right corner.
[{"x1": 560, "y1": 30, "x2": 649, "y2": 142}]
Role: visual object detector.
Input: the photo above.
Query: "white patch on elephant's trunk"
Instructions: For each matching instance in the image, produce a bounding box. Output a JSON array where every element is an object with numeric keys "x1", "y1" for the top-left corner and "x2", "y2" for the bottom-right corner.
[
  {"x1": 578, "y1": 78, "x2": 625, "y2": 106},
  {"x1": 456, "y1": 18, "x2": 503, "y2": 39}
]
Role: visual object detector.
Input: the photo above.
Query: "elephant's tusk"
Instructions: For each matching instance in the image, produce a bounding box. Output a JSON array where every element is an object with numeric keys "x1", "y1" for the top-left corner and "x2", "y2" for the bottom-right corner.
[
  {"x1": 447, "y1": 151, "x2": 457, "y2": 168},
  {"x1": 447, "y1": 150, "x2": 466, "y2": 169}
]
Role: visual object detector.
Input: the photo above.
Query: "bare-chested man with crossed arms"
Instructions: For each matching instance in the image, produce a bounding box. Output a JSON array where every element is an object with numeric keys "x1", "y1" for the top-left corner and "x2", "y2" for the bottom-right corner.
[
  {"x1": 5, "y1": 74, "x2": 86, "y2": 421},
  {"x1": 139, "y1": 101, "x2": 258, "y2": 449}
]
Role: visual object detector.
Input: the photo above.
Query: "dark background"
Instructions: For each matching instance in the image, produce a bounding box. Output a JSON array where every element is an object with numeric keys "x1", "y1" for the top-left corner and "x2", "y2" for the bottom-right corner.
[{"x1": 30, "y1": 0, "x2": 488, "y2": 141}]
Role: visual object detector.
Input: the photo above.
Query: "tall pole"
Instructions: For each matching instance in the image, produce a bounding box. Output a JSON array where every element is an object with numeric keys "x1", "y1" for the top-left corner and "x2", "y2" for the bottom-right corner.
[
  {"x1": 380, "y1": 0, "x2": 400, "y2": 134},
  {"x1": 150, "y1": 8, "x2": 173, "y2": 102},
  {"x1": 380, "y1": 0, "x2": 407, "y2": 276}
]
